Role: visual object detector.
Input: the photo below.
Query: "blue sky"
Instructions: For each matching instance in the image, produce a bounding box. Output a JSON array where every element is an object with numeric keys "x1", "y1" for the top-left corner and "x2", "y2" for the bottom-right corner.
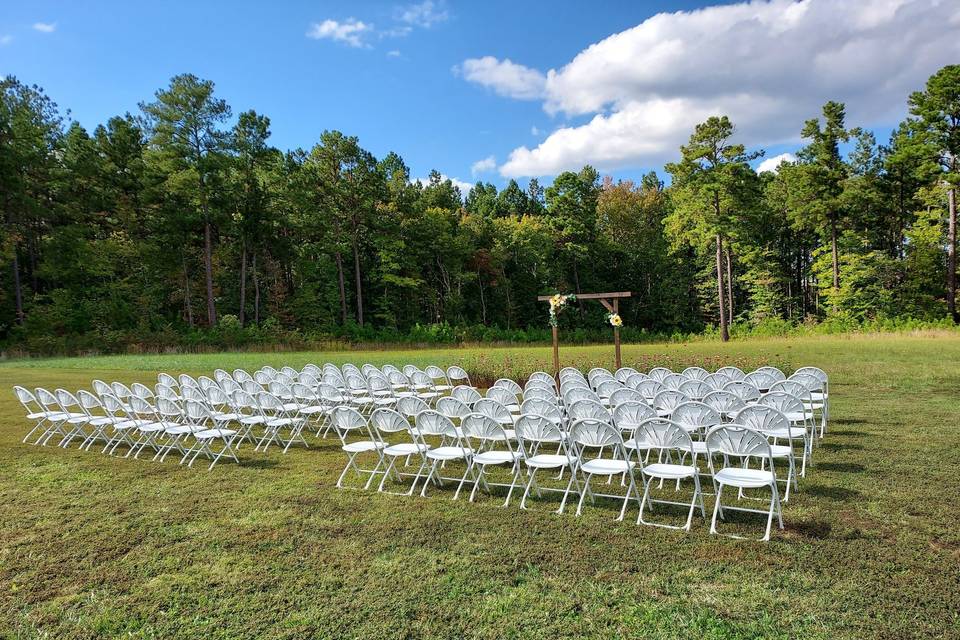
[{"x1": 2, "y1": 0, "x2": 958, "y2": 191}]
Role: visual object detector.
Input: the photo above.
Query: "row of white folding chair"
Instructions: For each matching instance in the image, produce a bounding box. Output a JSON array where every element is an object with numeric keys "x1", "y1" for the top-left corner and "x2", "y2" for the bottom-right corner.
[{"x1": 332, "y1": 406, "x2": 784, "y2": 541}]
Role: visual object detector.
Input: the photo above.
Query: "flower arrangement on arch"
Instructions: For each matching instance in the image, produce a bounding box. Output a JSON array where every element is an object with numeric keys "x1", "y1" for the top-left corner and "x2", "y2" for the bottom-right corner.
[
  {"x1": 607, "y1": 312, "x2": 623, "y2": 328},
  {"x1": 548, "y1": 293, "x2": 576, "y2": 327}
]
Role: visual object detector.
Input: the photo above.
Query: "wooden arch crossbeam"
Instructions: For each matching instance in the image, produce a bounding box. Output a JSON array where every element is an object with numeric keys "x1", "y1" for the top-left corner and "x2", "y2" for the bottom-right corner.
[{"x1": 537, "y1": 291, "x2": 632, "y2": 373}]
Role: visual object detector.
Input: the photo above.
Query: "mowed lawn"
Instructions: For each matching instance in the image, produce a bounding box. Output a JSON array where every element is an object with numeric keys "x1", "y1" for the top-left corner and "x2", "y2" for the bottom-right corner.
[{"x1": 1, "y1": 335, "x2": 959, "y2": 639}]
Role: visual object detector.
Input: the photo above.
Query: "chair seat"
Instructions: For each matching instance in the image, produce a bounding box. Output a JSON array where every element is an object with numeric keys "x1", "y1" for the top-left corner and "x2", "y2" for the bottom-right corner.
[
  {"x1": 581, "y1": 458, "x2": 632, "y2": 475},
  {"x1": 434, "y1": 384, "x2": 453, "y2": 391},
  {"x1": 771, "y1": 426, "x2": 807, "y2": 439},
  {"x1": 426, "y1": 446, "x2": 470, "y2": 461},
  {"x1": 473, "y1": 450, "x2": 519, "y2": 465},
  {"x1": 266, "y1": 417, "x2": 303, "y2": 428},
  {"x1": 298, "y1": 405, "x2": 325, "y2": 414},
  {"x1": 768, "y1": 444, "x2": 793, "y2": 457},
  {"x1": 525, "y1": 453, "x2": 574, "y2": 469},
  {"x1": 783, "y1": 412, "x2": 813, "y2": 423},
  {"x1": 623, "y1": 439, "x2": 652, "y2": 451},
  {"x1": 714, "y1": 467, "x2": 775, "y2": 488},
  {"x1": 383, "y1": 442, "x2": 429, "y2": 456},
  {"x1": 165, "y1": 424, "x2": 203, "y2": 435},
  {"x1": 240, "y1": 416, "x2": 266, "y2": 425},
  {"x1": 66, "y1": 415, "x2": 91, "y2": 424},
  {"x1": 342, "y1": 440, "x2": 383, "y2": 453},
  {"x1": 195, "y1": 428, "x2": 237, "y2": 439},
  {"x1": 89, "y1": 416, "x2": 115, "y2": 426},
  {"x1": 643, "y1": 462, "x2": 697, "y2": 479},
  {"x1": 213, "y1": 412, "x2": 241, "y2": 422},
  {"x1": 138, "y1": 423, "x2": 167, "y2": 433}
]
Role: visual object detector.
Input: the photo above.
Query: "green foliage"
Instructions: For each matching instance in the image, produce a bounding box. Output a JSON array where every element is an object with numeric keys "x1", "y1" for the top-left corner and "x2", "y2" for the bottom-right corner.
[{"x1": 2, "y1": 66, "x2": 960, "y2": 356}]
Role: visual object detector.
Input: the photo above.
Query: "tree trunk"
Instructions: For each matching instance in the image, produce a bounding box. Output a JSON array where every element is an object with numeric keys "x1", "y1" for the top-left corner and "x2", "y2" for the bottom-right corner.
[
  {"x1": 239, "y1": 241, "x2": 247, "y2": 326},
  {"x1": 477, "y1": 268, "x2": 487, "y2": 325},
  {"x1": 725, "y1": 247, "x2": 734, "y2": 326},
  {"x1": 716, "y1": 234, "x2": 729, "y2": 342},
  {"x1": 12, "y1": 252, "x2": 24, "y2": 325},
  {"x1": 252, "y1": 252, "x2": 261, "y2": 325},
  {"x1": 572, "y1": 258, "x2": 584, "y2": 318},
  {"x1": 182, "y1": 252, "x2": 194, "y2": 328},
  {"x1": 352, "y1": 236, "x2": 364, "y2": 326},
  {"x1": 830, "y1": 218, "x2": 839, "y2": 291},
  {"x1": 334, "y1": 251, "x2": 348, "y2": 325},
  {"x1": 203, "y1": 219, "x2": 217, "y2": 326},
  {"x1": 947, "y1": 186, "x2": 957, "y2": 321}
]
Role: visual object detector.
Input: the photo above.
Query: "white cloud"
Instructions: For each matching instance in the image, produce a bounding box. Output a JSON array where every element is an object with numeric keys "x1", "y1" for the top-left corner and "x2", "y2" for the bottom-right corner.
[
  {"x1": 459, "y1": 0, "x2": 960, "y2": 177},
  {"x1": 0, "y1": 35, "x2": 12, "y2": 46},
  {"x1": 306, "y1": 18, "x2": 373, "y2": 48},
  {"x1": 471, "y1": 155, "x2": 496, "y2": 176},
  {"x1": 414, "y1": 174, "x2": 474, "y2": 197},
  {"x1": 32, "y1": 22, "x2": 56, "y2": 33},
  {"x1": 398, "y1": 1, "x2": 449, "y2": 28},
  {"x1": 756, "y1": 152, "x2": 797, "y2": 174},
  {"x1": 531, "y1": 125, "x2": 541, "y2": 136},
  {"x1": 455, "y1": 56, "x2": 546, "y2": 100},
  {"x1": 386, "y1": 49, "x2": 401, "y2": 57}
]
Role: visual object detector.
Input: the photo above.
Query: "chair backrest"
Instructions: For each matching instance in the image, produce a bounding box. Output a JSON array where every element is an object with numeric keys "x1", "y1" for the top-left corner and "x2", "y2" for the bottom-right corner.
[
  {"x1": 514, "y1": 414, "x2": 564, "y2": 449},
  {"x1": 447, "y1": 365, "x2": 471, "y2": 385},
  {"x1": 734, "y1": 404, "x2": 790, "y2": 434},
  {"x1": 129, "y1": 395, "x2": 158, "y2": 420},
  {"x1": 789, "y1": 372, "x2": 824, "y2": 392},
  {"x1": 609, "y1": 387, "x2": 644, "y2": 407},
  {"x1": 367, "y1": 375, "x2": 393, "y2": 397},
  {"x1": 716, "y1": 366, "x2": 746, "y2": 381},
  {"x1": 100, "y1": 392, "x2": 129, "y2": 417},
  {"x1": 681, "y1": 366, "x2": 710, "y2": 381},
  {"x1": 184, "y1": 399, "x2": 212, "y2": 424},
  {"x1": 424, "y1": 365, "x2": 449, "y2": 384},
  {"x1": 768, "y1": 380, "x2": 812, "y2": 403},
  {"x1": 318, "y1": 383, "x2": 347, "y2": 405},
  {"x1": 231, "y1": 389, "x2": 260, "y2": 415},
  {"x1": 705, "y1": 424, "x2": 774, "y2": 470},
  {"x1": 595, "y1": 379, "x2": 622, "y2": 399},
  {"x1": 369, "y1": 408, "x2": 411, "y2": 436},
  {"x1": 182, "y1": 386, "x2": 206, "y2": 403},
  {"x1": 415, "y1": 410, "x2": 457, "y2": 438},
  {"x1": 492, "y1": 378, "x2": 523, "y2": 396},
  {"x1": 112, "y1": 382, "x2": 133, "y2": 400},
  {"x1": 402, "y1": 364, "x2": 420, "y2": 378},
  {"x1": 486, "y1": 386, "x2": 518, "y2": 407},
  {"x1": 566, "y1": 399, "x2": 610, "y2": 422},
  {"x1": 635, "y1": 418, "x2": 694, "y2": 458},
  {"x1": 179, "y1": 374, "x2": 199, "y2": 389},
  {"x1": 461, "y1": 413, "x2": 512, "y2": 447},
  {"x1": 569, "y1": 419, "x2": 626, "y2": 459},
  {"x1": 206, "y1": 385, "x2": 230, "y2": 407},
  {"x1": 648, "y1": 367, "x2": 672, "y2": 382},
  {"x1": 528, "y1": 371, "x2": 556, "y2": 387},
  {"x1": 661, "y1": 373, "x2": 690, "y2": 391},
  {"x1": 562, "y1": 386, "x2": 600, "y2": 406},
  {"x1": 253, "y1": 370, "x2": 273, "y2": 385},
  {"x1": 342, "y1": 363, "x2": 362, "y2": 378},
  {"x1": 158, "y1": 373, "x2": 179, "y2": 388},
  {"x1": 395, "y1": 395, "x2": 430, "y2": 418},
  {"x1": 702, "y1": 390, "x2": 746, "y2": 417},
  {"x1": 653, "y1": 389, "x2": 690, "y2": 414},
  {"x1": 520, "y1": 398, "x2": 563, "y2": 423},
  {"x1": 387, "y1": 370, "x2": 411, "y2": 389},
  {"x1": 472, "y1": 398, "x2": 513, "y2": 424},
  {"x1": 613, "y1": 401, "x2": 657, "y2": 432},
  {"x1": 233, "y1": 369, "x2": 253, "y2": 383},
  {"x1": 329, "y1": 406, "x2": 368, "y2": 435},
  {"x1": 291, "y1": 383, "x2": 319, "y2": 405},
  {"x1": 757, "y1": 391, "x2": 805, "y2": 417},
  {"x1": 255, "y1": 391, "x2": 288, "y2": 416},
  {"x1": 614, "y1": 367, "x2": 639, "y2": 383},
  {"x1": 794, "y1": 366, "x2": 827, "y2": 385},
  {"x1": 213, "y1": 369, "x2": 232, "y2": 383},
  {"x1": 198, "y1": 375, "x2": 219, "y2": 391},
  {"x1": 77, "y1": 389, "x2": 104, "y2": 413},
  {"x1": 298, "y1": 372, "x2": 319, "y2": 388},
  {"x1": 345, "y1": 374, "x2": 369, "y2": 394},
  {"x1": 451, "y1": 385, "x2": 482, "y2": 405},
  {"x1": 703, "y1": 372, "x2": 732, "y2": 390},
  {"x1": 242, "y1": 379, "x2": 263, "y2": 394},
  {"x1": 634, "y1": 379, "x2": 666, "y2": 401},
  {"x1": 744, "y1": 370, "x2": 777, "y2": 391},
  {"x1": 55, "y1": 388, "x2": 85, "y2": 416},
  {"x1": 155, "y1": 396, "x2": 184, "y2": 421},
  {"x1": 523, "y1": 386, "x2": 557, "y2": 403},
  {"x1": 678, "y1": 379, "x2": 711, "y2": 401},
  {"x1": 670, "y1": 401, "x2": 722, "y2": 433},
  {"x1": 409, "y1": 371, "x2": 435, "y2": 389},
  {"x1": 436, "y1": 396, "x2": 470, "y2": 420},
  {"x1": 302, "y1": 363, "x2": 322, "y2": 377},
  {"x1": 92, "y1": 379, "x2": 113, "y2": 397},
  {"x1": 755, "y1": 366, "x2": 786, "y2": 381},
  {"x1": 13, "y1": 385, "x2": 42, "y2": 413},
  {"x1": 723, "y1": 380, "x2": 761, "y2": 403},
  {"x1": 624, "y1": 372, "x2": 651, "y2": 390},
  {"x1": 220, "y1": 378, "x2": 241, "y2": 394}
]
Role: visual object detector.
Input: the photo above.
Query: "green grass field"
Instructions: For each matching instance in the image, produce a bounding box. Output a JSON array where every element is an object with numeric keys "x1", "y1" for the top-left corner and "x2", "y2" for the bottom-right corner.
[{"x1": 2, "y1": 334, "x2": 959, "y2": 639}]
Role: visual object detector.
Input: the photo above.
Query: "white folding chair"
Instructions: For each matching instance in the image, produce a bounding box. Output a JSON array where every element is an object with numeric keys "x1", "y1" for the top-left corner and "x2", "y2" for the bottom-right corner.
[
  {"x1": 456, "y1": 413, "x2": 523, "y2": 505},
  {"x1": 369, "y1": 408, "x2": 430, "y2": 496},
  {"x1": 330, "y1": 406, "x2": 383, "y2": 489},
  {"x1": 566, "y1": 419, "x2": 641, "y2": 521},
  {"x1": 513, "y1": 414, "x2": 578, "y2": 512},
  {"x1": 182, "y1": 400, "x2": 241, "y2": 470},
  {"x1": 705, "y1": 424, "x2": 784, "y2": 542},
  {"x1": 413, "y1": 410, "x2": 471, "y2": 498},
  {"x1": 635, "y1": 418, "x2": 706, "y2": 531}
]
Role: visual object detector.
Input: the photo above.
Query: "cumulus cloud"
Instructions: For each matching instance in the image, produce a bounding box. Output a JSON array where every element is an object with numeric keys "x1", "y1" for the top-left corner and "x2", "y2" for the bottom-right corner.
[
  {"x1": 32, "y1": 22, "x2": 56, "y2": 33},
  {"x1": 531, "y1": 126, "x2": 541, "y2": 136},
  {"x1": 398, "y1": 1, "x2": 449, "y2": 28},
  {"x1": 0, "y1": 35, "x2": 12, "y2": 46},
  {"x1": 756, "y1": 152, "x2": 797, "y2": 174},
  {"x1": 306, "y1": 18, "x2": 373, "y2": 48},
  {"x1": 459, "y1": 0, "x2": 960, "y2": 177},
  {"x1": 455, "y1": 56, "x2": 546, "y2": 100},
  {"x1": 386, "y1": 49, "x2": 402, "y2": 57},
  {"x1": 471, "y1": 155, "x2": 496, "y2": 175}
]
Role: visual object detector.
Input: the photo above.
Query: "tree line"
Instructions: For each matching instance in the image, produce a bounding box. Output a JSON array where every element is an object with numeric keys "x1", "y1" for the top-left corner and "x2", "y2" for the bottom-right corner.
[{"x1": 1, "y1": 66, "x2": 958, "y2": 354}]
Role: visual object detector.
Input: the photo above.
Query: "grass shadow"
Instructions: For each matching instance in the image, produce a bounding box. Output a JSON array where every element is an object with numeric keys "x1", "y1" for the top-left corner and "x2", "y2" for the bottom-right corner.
[
  {"x1": 803, "y1": 484, "x2": 861, "y2": 501},
  {"x1": 819, "y1": 442, "x2": 864, "y2": 451},
  {"x1": 816, "y1": 462, "x2": 865, "y2": 474}
]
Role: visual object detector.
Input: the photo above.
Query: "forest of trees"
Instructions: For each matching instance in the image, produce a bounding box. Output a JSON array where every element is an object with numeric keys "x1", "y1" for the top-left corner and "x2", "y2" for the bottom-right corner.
[{"x1": 1, "y1": 65, "x2": 959, "y2": 354}]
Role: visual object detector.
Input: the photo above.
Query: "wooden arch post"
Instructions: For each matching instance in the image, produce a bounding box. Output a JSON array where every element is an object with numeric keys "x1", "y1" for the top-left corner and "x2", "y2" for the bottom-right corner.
[{"x1": 537, "y1": 291, "x2": 632, "y2": 374}]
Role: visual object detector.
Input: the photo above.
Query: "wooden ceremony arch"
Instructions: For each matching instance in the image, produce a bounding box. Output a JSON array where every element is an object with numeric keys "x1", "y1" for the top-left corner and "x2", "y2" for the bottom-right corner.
[{"x1": 537, "y1": 291, "x2": 632, "y2": 373}]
